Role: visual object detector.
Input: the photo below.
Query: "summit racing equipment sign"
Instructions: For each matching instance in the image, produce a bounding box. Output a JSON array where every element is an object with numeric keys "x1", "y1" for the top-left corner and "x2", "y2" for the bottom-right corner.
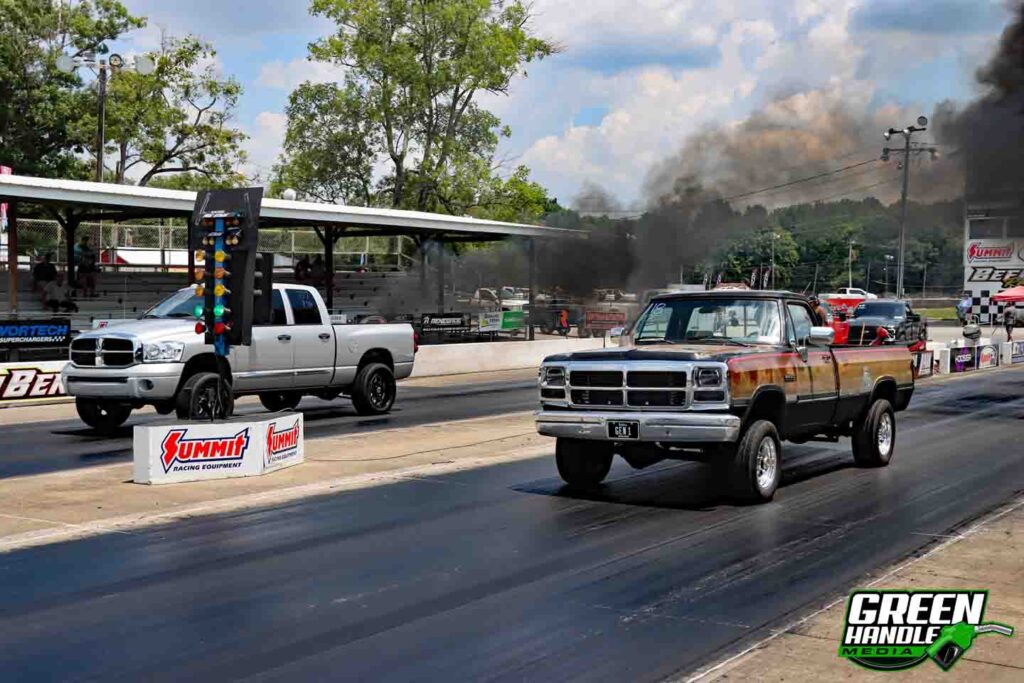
[
  {"x1": 134, "y1": 414, "x2": 304, "y2": 484},
  {"x1": 160, "y1": 428, "x2": 250, "y2": 473},
  {"x1": 966, "y1": 241, "x2": 1015, "y2": 262},
  {"x1": 839, "y1": 589, "x2": 1014, "y2": 671}
]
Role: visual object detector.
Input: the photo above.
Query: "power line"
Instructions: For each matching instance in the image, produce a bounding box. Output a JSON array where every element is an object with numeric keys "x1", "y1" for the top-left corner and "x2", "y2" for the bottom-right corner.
[{"x1": 721, "y1": 158, "x2": 881, "y2": 202}]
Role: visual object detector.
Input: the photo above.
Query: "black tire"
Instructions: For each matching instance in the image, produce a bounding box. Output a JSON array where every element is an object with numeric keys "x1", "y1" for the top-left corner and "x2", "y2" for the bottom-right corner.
[
  {"x1": 153, "y1": 401, "x2": 175, "y2": 415},
  {"x1": 555, "y1": 438, "x2": 613, "y2": 488},
  {"x1": 715, "y1": 419, "x2": 782, "y2": 503},
  {"x1": 175, "y1": 371, "x2": 234, "y2": 420},
  {"x1": 852, "y1": 399, "x2": 895, "y2": 467},
  {"x1": 259, "y1": 391, "x2": 303, "y2": 412},
  {"x1": 76, "y1": 398, "x2": 131, "y2": 434},
  {"x1": 351, "y1": 362, "x2": 396, "y2": 415}
]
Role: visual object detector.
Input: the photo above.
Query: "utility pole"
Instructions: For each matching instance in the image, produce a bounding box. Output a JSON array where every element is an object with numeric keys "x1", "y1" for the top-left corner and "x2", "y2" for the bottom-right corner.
[
  {"x1": 884, "y1": 254, "x2": 894, "y2": 296},
  {"x1": 848, "y1": 240, "x2": 856, "y2": 289},
  {"x1": 770, "y1": 232, "x2": 777, "y2": 290},
  {"x1": 95, "y1": 61, "x2": 107, "y2": 182},
  {"x1": 922, "y1": 261, "x2": 928, "y2": 296},
  {"x1": 882, "y1": 116, "x2": 938, "y2": 299}
]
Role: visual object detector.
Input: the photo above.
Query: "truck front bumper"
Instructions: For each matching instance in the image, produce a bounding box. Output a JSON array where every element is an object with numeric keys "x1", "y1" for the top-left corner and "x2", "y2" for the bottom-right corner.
[
  {"x1": 62, "y1": 363, "x2": 182, "y2": 403},
  {"x1": 535, "y1": 410, "x2": 741, "y2": 443}
]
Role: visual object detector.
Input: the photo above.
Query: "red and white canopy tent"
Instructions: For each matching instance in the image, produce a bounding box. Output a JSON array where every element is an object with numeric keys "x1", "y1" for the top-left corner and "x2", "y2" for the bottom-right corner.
[{"x1": 992, "y1": 286, "x2": 1024, "y2": 303}]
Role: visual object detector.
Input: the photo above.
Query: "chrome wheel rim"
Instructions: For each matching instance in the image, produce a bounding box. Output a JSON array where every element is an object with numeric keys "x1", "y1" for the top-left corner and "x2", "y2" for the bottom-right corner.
[
  {"x1": 877, "y1": 412, "x2": 893, "y2": 457},
  {"x1": 368, "y1": 372, "x2": 389, "y2": 409},
  {"x1": 756, "y1": 436, "x2": 778, "y2": 491}
]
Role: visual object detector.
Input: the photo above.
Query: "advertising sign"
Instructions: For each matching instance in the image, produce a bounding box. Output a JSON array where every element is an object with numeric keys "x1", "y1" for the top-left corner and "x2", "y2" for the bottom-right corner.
[
  {"x1": 1013, "y1": 341, "x2": 1024, "y2": 364},
  {"x1": 500, "y1": 310, "x2": 524, "y2": 330},
  {"x1": 478, "y1": 310, "x2": 525, "y2": 332},
  {"x1": 133, "y1": 413, "x2": 304, "y2": 485},
  {"x1": 977, "y1": 343, "x2": 999, "y2": 369},
  {"x1": 420, "y1": 313, "x2": 470, "y2": 333},
  {"x1": 478, "y1": 311, "x2": 502, "y2": 332},
  {"x1": 584, "y1": 309, "x2": 628, "y2": 331},
  {"x1": 950, "y1": 346, "x2": 977, "y2": 373},
  {"x1": 912, "y1": 350, "x2": 934, "y2": 378},
  {"x1": 0, "y1": 361, "x2": 68, "y2": 405},
  {"x1": 0, "y1": 319, "x2": 72, "y2": 349}
]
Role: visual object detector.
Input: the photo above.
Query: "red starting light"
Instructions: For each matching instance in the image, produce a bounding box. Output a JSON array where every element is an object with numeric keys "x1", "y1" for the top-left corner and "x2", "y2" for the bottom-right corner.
[
  {"x1": 194, "y1": 322, "x2": 206, "y2": 335},
  {"x1": 213, "y1": 322, "x2": 228, "y2": 335}
]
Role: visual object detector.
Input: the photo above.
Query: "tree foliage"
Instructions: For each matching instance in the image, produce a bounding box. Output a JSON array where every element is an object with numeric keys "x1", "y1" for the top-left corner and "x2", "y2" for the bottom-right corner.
[{"x1": 277, "y1": 0, "x2": 556, "y2": 219}]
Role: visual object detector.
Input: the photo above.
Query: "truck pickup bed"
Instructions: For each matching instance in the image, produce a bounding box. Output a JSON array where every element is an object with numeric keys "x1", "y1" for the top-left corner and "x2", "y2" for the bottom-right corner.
[{"x1": 535, "y1": 290, "x2": 914, "y2": 503}]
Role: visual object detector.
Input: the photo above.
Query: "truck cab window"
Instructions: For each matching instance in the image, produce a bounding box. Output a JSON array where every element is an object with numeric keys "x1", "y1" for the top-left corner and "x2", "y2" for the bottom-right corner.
[
  {"x1": 259, "y1": 289, "x2": 286, "y2": 326},
  {"x1": 787, "y1": 303, "x2": 814, "y2": 346},
  {"x1": 287, "y1": 289, "x2": 322, "y2": 325}
]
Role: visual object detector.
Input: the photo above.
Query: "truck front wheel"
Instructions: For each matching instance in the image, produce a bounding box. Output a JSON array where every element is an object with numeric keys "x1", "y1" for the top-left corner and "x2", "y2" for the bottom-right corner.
[
  {"x1": 351, "y1": 363, "x2": 396, "y2": 415},
  {"x1": 716, "y1": 419, "x2": 781, "y2": 502},
  {"x1": 852, "y1": 399, "x2": 895, "y2": 467},
  {"x1": 76, "y1": 398, "x2": 131, "y2": 434},
  {"x1": 555, "y1": 438, "x2": 613, "y2": 488},
  {"x1": 175, "y1": 372, "x2": 234, "y2": 420}
]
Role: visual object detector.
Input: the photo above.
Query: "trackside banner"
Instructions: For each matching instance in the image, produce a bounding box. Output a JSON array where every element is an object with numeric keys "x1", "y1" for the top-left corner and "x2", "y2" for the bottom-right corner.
[
  {"x1": 133, "y1": 413, "x2": 304, "y2": 484},
  {"x1": 0, "y1": 361, "x2": 68, "y2": 405},
  {"x1": 0, "y1": 319, "x2": 72, "y2": 348}
]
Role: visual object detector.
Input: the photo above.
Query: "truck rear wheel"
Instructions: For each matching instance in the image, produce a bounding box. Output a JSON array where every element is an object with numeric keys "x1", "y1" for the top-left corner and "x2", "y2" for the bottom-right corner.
[
  {"x1": 175, "y1": 372, "x2": 234, "y2": 421},
  {"x1": 76, "y1": 398, "x2": 131, "y2": 434},
  {"x1": 555, "y1": 438, "x2": 613, "y2": 488},
  {"x1": 852, "y1": 399, "x2": 895, "y2": 467},
  {"x1": 259, "y1": 392, "x2": 302, "y2": 412},
  {"x1": 351, "y1": 363, "x2": 396, "y2": 415},
  {"x1": 717, "y1": 419, "x2": 781, "y2": 502}
]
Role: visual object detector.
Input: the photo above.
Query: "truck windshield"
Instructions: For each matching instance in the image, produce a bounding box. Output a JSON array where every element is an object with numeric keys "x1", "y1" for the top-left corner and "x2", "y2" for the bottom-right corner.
[
  {"x1": 141, "y1": 288, "x2": 201, "y2": 319},
  {"x1": 853, "y1": 302, "x2": 904, "y2": 318},
  {"x1": 634, "y1": 298, "x2": 783, "y2": 345}
]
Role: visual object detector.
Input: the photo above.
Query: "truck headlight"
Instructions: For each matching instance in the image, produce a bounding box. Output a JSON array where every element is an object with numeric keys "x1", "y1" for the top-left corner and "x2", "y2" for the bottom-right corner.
[
  {"x1": 542, "y1": 366, "x2": 565, "y2": 386},
  {"x1": 142, "y1": 341, "x2": 185, "y2": 363},
  {"x1": 695, "y1": 367, "x2": 722, "y2": 387}
]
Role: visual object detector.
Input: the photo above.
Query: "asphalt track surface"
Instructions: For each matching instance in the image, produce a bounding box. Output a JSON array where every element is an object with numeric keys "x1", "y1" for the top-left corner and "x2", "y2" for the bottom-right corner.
[
  {"x1": 0, "y1": 378, "x2": 537, "y2": 479},
  {"x1": 3, "y1": 368, "x2": 1024, "y2": 680}
]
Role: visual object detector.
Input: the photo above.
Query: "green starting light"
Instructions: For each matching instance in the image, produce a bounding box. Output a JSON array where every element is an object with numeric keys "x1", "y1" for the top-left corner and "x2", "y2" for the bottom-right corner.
[
  {"x1": 193, "y1": 304, "x2": 204, "y2": 318},
  {"x1": 214, "y1": 304, "x2": 225, "y2": 318}
]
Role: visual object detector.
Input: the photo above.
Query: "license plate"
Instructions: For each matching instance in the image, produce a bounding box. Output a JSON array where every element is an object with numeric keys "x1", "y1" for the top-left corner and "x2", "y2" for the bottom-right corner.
[{"x1": 608, "y1": 420, "x2": 639, "y2": 440}]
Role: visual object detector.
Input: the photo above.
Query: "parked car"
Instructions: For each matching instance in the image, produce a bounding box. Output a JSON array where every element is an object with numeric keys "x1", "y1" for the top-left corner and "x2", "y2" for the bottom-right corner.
[
  {"x1": 63, "y1": 284, "x2": 416, "y2": 433},
  {"x1": 846, "y1": 299, "x2": 927, "y2": 348},
  {"x1": 535, "y1": 290, "x2": 914, "y2": 502}
]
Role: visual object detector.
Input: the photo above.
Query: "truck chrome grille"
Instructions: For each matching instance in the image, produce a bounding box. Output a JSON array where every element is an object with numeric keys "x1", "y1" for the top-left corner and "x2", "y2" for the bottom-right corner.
[
  {"x1": 569, "y1": 371, "x2": 622, "y2": 387},
  {"x1": 570, "y1": 389, "x2": 624, "y2": 406},
  {"x1": 626, "y1": 371, "x2": 687, "y2": 388},
  {"x1": 627, "y1": 390, "x2": 686, "y2": 407},
  {"x1": 70, "y1": 338, "x2": 98, "y2": 366}
]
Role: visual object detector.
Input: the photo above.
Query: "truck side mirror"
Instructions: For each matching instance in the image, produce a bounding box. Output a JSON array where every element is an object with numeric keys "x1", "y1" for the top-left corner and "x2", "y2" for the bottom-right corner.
[{"x1": 808, "y1": 326, "x2": 835, "y2": 345}]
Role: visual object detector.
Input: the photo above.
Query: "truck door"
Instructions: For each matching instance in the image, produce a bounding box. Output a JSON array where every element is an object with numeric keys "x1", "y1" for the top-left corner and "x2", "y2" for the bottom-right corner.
[
  {"x1": 783, "y1": 303, "x2": 815, "y2": 432},
  {"x1": 285, "y1": 287, "x2": 335, "y2": 389},
  {"x1": 234, "y1": 289, "x2": 294, "y2": 391},
  {"x1": 788, "y1": 302, "x2": 837, "y2": 427}
]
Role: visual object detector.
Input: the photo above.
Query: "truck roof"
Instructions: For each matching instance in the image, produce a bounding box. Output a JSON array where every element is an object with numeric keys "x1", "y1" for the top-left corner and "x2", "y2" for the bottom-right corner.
[{"x1": 651, "y1": 289, "x2": 807, "y2": 302}]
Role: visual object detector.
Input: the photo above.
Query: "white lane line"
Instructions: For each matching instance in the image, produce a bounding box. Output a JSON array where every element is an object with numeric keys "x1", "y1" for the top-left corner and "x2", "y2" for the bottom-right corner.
[{"x1": 683, "y1": 494, "x2": 1024, "y2": 682}]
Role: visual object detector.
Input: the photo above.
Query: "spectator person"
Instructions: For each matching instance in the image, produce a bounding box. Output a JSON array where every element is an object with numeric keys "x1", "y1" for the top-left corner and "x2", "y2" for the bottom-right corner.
[
  {"x1": 957, "y1": 292, "x2": 973, "y2": 325},
  {"x1": 74, "y1": 235, "x2": 98, "y2": 297},
  {"x1": 809, "y1": 296, "x2": 829, "y2": 325},
  {"x1": 43, "y1": 274, "x2": 78, "y2": 313},
  {"x1": 310, "y1": 255, "x2": 326, "y2": 286},
  {"x1": 32, "y1": 252, "x2": 57, "y2": 294},
  {"x1": 294, "y1": 255, "x2": 311, "y2": 282},
  {"x1": 1004, "y1": 305, "x2": 1017, "y2": 342}
]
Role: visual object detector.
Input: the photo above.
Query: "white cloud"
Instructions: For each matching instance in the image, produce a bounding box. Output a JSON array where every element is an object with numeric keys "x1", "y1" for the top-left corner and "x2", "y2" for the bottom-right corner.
[
  {"x1": 257, "y1": 59, "x2": 346, "y2": 91},
  {"x1": 242, "y1": 111, "x2": 288, "y2": 179}
]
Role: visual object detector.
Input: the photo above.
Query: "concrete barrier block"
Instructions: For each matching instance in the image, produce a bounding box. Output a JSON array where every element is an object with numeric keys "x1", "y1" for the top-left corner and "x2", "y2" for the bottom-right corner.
[{"x1": 410, "y1": 337, "x2": 608, "y2": 377}]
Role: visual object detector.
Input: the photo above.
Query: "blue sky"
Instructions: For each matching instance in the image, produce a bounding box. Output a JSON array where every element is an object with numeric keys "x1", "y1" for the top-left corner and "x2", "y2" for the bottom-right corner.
[{"x1": 115, "y1": 0, "x2": 1011, "y2": 205}]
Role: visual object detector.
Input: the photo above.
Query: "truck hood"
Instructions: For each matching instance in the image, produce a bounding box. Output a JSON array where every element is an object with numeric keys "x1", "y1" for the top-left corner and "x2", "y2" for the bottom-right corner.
[
  {"x1": 848, "y1": 316, "x2": 898, "y2": 327},
  {"x1": 543, "y1": 343, "x2": 784, "y2": 363},
  {"x1": 77, "y1": 318, "x2": 196, "y2": 343}
]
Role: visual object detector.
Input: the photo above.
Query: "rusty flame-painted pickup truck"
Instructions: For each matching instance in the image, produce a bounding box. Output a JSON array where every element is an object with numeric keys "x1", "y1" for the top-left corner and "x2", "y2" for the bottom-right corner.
[{"x1": 535, "y1": 290, "x2": 914, "y2": 502}]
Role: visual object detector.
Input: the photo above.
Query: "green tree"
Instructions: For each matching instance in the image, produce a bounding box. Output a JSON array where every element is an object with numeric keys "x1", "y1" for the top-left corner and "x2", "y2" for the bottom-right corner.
[
  {"x1": 290, "y1": 0, "x2": 556, "y2": 211},
  {"x1": 104, "y1": 35, "x2": 246, "y2": 186},
  {"x1": 0, "y1": 0, "x2": 143, "y2": 177}
]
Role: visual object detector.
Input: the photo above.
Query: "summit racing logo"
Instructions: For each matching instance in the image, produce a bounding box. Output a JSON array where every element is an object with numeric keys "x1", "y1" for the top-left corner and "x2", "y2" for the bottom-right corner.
[
  {"x1": 265, "y1": 420, "x2": 300, "y2": 466},
  {"x1": 160, "y1": 428, "x2": 250, "y2": 473},
  {"x1": 967, "y1": 241, "x2": 1015, "y2": 262},
  {"x1": 839, "y1": 590, "x2": 1014, "y2": 671}
]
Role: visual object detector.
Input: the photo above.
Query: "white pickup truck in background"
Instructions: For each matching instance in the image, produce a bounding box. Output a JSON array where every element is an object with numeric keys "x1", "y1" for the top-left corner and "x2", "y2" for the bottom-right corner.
[{"x1": 63, "y1": 284, "x2": 416, "y2": 432}]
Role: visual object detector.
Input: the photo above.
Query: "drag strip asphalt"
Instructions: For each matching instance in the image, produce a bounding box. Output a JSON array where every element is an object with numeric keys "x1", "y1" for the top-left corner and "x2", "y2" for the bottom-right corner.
[
  {"x1": 2, "y1": 368, "x2": 1024, "y2": 680},
  {"x1": 0, "y1": 378, "x2": 537, "y2": 479}
]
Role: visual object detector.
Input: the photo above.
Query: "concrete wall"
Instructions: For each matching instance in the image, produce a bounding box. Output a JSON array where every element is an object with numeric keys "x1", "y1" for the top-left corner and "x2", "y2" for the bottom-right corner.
[{"x1": 410, "y1": 337, "x2": 609, "y2": 377}]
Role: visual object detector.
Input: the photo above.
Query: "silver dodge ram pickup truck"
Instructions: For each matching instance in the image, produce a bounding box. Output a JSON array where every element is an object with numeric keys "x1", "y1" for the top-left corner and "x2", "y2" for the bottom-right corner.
[{"x1": 63, "y1": 283, "x2": 415, "y2": 432}]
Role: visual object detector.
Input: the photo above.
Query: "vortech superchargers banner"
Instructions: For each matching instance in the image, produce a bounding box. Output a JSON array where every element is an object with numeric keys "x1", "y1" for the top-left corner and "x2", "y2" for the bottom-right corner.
[{"x1": 133, "y1": 412, "x2": 303, "y2": 484}]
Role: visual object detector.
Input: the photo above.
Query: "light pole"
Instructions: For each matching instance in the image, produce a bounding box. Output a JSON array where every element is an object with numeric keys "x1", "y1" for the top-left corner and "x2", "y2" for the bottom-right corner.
[
  {"x1": 884, "y1": 254, "x2": 894, "y2": 296},
  {"x1": 848, "y1": 240, "x2": 856, "y2": 289},
  {"x1": 881, "y1": 116, "x2": 938, "y2": 299},
  {"x1": 770, "y1": 232, "x2": 780, "y2": 289},
  {"x1": 56, "y1": 52, "x2": 154, "y2": 182}
]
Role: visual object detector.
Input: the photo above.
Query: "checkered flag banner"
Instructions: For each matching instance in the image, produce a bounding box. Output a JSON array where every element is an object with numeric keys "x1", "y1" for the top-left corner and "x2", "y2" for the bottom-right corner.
[{"x1": 762, "y1": 268, "x2": 771, "y2": 289}]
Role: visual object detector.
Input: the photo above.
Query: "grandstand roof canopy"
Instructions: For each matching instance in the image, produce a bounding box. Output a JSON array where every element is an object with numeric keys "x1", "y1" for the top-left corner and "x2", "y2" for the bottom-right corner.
[{"x1": 0, "y1": 173, "x2": 575, "y2": 241}]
